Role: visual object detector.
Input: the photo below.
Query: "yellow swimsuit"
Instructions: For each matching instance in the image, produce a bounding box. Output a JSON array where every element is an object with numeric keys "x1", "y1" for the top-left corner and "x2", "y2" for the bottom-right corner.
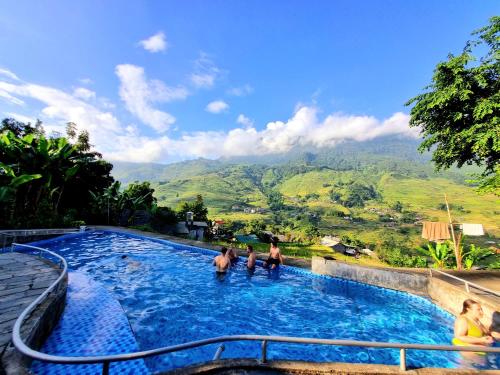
[{"x1": 452, "y1": 317, "x2": 486, "y2": 353}]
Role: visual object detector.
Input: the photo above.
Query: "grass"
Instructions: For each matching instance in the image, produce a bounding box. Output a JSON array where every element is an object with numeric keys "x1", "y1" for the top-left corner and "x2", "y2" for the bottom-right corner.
[
  {"x1": 211, "y1": 239, "x2": 389, "y2": 267},
  {"x1": 152, "y1": 167, "x2": 499, "y2": 261},
  {"x1": 379, "y1": 175, "x2": 500, "y2": 236}
]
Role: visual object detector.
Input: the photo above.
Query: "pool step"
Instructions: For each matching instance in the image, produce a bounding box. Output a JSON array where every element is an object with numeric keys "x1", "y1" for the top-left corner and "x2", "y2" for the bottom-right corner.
[{"x1": 31, "y1": 271, "x2": 149, "y2": 375}]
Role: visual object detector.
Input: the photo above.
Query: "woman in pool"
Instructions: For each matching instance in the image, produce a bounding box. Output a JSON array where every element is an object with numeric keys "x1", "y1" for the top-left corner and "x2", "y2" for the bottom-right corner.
[{"x1": 453, "y1": 299, "x2": 499, "y2": 347}]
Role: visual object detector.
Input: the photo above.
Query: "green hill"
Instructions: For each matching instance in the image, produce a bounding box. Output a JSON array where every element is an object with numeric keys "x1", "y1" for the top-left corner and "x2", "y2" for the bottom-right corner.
[{"x1": 111, "y1": 137, "x2": 498, "y2": 249}]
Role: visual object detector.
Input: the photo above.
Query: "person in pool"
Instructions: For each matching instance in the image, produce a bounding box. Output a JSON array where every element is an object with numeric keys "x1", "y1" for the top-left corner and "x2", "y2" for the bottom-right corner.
[
  {"x1": 246, "y1": 245, "x2": 256, "y2": 269},
  {"x1": 121, "y1": 254, "x2": 140, "y2": 271},
  {"x1": 453, "y1": 299, "x2": 499, "y2": 347},
  {"x1": 263, "y1": 239, "x2": 284, "y2": 269},
  {"x1": 227, "y1": 247, "x2": 239, "y2": 262},
  {"x1": 213, "y1": 247, "x2": 230, "y2": 274}
]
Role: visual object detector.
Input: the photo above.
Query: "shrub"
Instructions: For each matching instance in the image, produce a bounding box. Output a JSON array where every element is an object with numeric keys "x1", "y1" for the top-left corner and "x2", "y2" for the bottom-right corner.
[{"x1": 376, "y1": 237, "x2": 427, "y2": 268}]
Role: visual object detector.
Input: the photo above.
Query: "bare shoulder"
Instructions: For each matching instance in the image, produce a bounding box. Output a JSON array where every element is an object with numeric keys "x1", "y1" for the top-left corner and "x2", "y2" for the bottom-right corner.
[{"x1": 454, "y1": 315, "x2": 467, "y2": 328}]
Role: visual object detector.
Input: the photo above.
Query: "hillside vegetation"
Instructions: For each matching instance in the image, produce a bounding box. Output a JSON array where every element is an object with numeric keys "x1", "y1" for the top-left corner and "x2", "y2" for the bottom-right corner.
[{"x1": 112, "y1": 138, "x2": 498, "y2": 253}]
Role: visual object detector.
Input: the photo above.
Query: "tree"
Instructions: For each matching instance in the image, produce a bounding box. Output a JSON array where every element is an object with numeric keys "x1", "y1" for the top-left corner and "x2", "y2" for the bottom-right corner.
[
  {"x1": 177, "y1": 194, "x2": 208, "y2": 221},
  {"x1": 124, "y1": 181, "x2": 156, "y2": 210},
  {"x1": 245, "y1": 219, "x2": 266, "y2": 235},
  {"x1": 392, "y1": 201, "x2": 404, "y2": 213},
  {"x1": 267, "y1": 191, "x2": 285, "y2": 211},
  {"x1": 406, "y1": 17, "x2": 500, "y2": 194},
  {"x1": 1, "y1": 118, "x2": 44, "y2": 137},
  {"x1": 0, "y1": 120, "x2": 114, "y2": 228}
]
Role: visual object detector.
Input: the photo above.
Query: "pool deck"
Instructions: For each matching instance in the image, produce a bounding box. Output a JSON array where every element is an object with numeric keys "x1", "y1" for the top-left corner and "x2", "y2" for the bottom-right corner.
[
  {"x1": 165, "y1": 358, "x2": 500, "y2": 374},
  {"x1": 0, "y1": 252, "x2": 67, "y2": 374},
  {"x1": 431, "y1": 271, "x2": 500, "y2": 305}
]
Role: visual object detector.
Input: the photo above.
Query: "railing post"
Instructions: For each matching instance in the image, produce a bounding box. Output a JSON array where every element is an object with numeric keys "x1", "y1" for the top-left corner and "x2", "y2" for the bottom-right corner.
[
  {"x1": 399, "y1": 348, "x2": 406, "y2": 371},
  {"x1": 261, "y1": 340, "x2": 267, "y2": 363},
  {"x1": 213, "y1": 344, "x2": 225, "y2": 360},
  {"x1": 102, "y1": 361, "x2": 110, "y2": 375},
  {"x1": 465, "y1": 282, "x2": 470, "y2": 293}
]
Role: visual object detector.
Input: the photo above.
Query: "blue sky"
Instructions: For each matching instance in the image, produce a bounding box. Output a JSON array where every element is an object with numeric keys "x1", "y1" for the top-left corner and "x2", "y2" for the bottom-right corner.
[{"x1": 0, "y1": 1, "x2": 498, "y2": 163}]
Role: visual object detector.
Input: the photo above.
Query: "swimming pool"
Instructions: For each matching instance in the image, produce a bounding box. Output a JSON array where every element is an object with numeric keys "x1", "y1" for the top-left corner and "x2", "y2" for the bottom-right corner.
[{"x1": 27, "y1": 231, "x2": 498, "y2": 373}]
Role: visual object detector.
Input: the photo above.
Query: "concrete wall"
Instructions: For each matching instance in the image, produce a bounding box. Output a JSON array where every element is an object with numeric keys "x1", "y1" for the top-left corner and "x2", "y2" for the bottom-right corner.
[
  {"x1": 311, "y1": 256, "x2": 429, "y2": 295},
  {"x1": 428, "y1": 276, "x2": 498, "y2": 329},
  {"x1": 311, "y1": 256, "x2": 500, "y2": 329}
]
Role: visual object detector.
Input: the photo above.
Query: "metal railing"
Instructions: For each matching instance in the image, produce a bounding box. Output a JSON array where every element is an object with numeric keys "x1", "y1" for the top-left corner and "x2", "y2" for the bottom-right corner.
[
  {"x1": 429, "y1": 268, "x2": 500, "y2": 297},
  {"x1": 10, "y1": 244, "x2": 500, "y2": 374}
]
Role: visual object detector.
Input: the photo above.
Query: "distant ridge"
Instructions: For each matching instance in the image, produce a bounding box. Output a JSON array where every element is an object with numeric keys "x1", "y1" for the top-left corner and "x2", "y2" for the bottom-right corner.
[{"x1": 112, "y1": 136, "x2": 432, "y2": 184}]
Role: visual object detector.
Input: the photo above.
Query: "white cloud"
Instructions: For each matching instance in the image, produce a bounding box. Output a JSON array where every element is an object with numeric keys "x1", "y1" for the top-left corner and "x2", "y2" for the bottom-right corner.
[
  {"x1": 0, "y1": 67, "x2": 420, "y2": 164},
  {"x1": 165, "y1": 106, "x2": 420, "y2": 159},
  {"x1": 115, "y1": 64, "x2": 188, "y2": 132},
  {"x1": 0, "y1": 75, "x2": 122, "y2": 152},
  {"x1": 73, "y1": 87, "x2": 96, "y2": 100},
  {"x1": 190, "y1": 53, "x2": 220, "y2": 89},
  {"x1": 139, "y1": 31, "x2": 168, "y2": 53},
  {"x1": 4, "y1": 112, "x2": 36, "y2": 124},
  {"x1": 0, "y1": 68, "x2": 20, "y2": 81},
  {"x1": 0, "y1": 89, "x2": 25, "y2": 105},
  {"x1": 78, "y1": 77, "x2": 93, "y2": 85},
  {"x1": 206, "y1": 100, "x2": 229, "y2": 114},
  {"x1": 236, "y1": 114, "x2": 253, "y2": 128},
  {"x1": 228, "y1": 84, "x2": 253, "y2": 96}
]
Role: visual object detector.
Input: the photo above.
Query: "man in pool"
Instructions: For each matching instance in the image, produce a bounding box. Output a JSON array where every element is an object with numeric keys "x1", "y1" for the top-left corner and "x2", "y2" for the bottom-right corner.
[
  {"x1": 246, "y1": 245, "x2": 256, "y2": 269},
  {"x1": 213, "y1": 247, "x2": 230, "y2": 273},
  {"x1": 263, "y1": 239, "x2": 284, "y2": 269}
]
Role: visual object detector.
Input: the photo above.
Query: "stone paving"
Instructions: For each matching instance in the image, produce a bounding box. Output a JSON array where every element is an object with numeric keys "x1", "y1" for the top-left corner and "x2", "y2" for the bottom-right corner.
[{"x1": 0, "y1": 252, "x2": 60, "y2": 359}]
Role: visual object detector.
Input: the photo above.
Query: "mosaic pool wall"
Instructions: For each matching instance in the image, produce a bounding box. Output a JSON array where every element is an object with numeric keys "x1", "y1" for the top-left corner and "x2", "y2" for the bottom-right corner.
[{"x1": 31, "y1": 272, "x2": 149, "y2": 375}]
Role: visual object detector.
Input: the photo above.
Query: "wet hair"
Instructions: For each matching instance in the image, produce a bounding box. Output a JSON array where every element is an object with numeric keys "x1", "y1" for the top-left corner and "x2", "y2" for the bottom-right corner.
[
  {"x1": 121, "y1": 255, "x2": 128, "y2": 259},
  {"x1": 271, "y1": 237, "x2": 278, "y2": 247},
  {"x1": 461, "y1": 299, "x2": 479, "y2": 315},
  {"x1": 221, "y1": 247, "x2": 227, "y2": 255},
  {"x1": 247, "y1": 245, "x2": 253, "y2": 252}
]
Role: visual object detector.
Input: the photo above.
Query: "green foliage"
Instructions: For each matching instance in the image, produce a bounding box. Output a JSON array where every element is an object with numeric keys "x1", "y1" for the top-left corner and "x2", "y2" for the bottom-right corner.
[
  {"x1": 487, "y1": 259, "x2": 500, "y2": 270},
  {"x1": 151, "y1": 206, "x2": 177, "y2": 226},
  {"x1": 329, "y1": 190, "x2": 341, "y2": 202},
  {"x1": 406, "y1": 17, "x2": 500, "y2": 194},
  {"x1": 0, "y1": 121, "x2": 114, "y2": 228},
  {"x1": 177, "y1": 194, "x2": 208, "y2": 221},
  {"x1": 244, "y1": 219, "x2": 266, "y2": 235},
  {"x1": 90, "y1": 180, "x2": 160, "y2": 225},
  {"x1": 377, "y1": 237, "x2": 428, "y2": 268},
  {"x1": 392, "y1": 201, "x2": 404, "y2": 212},
  {"x1": 267, "y1": 190, "x2": 285, "y2": 210},
  {"x1": 338, "y1": 183, "x2": 379, "y2": 208},
  {"x1": 417, "y1": 242, "x2": 453, "y2": 269},
  {"x1": 399, "y1": 211, "x2": 417, "y2": 224},
  {"x1": 462, "y1": 244, "x2": 495, "y2": 270},
  {"x1": 1, "y1": 118, "x2": 44, "y2": 137},
  {"x1": 124, "y1": 181, "x2": 156, "y2": 210},
  {"x1": 341, "y1": 235, "x2": 364, "y2": 248}
]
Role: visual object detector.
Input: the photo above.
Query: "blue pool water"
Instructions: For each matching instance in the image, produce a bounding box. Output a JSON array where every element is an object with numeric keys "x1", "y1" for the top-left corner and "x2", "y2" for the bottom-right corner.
[{"x1": 28, "y1": 231, "x2": 498, "y2": 373}]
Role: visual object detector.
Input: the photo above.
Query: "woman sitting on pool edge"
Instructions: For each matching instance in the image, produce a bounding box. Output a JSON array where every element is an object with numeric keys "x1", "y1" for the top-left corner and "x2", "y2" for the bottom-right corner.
[
  {"x1": 453, "y1": 299, "x2": 499, "y2": 348},
  {"x1": 263, "y1": 238, "x2": 284, "y2": 269}
]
